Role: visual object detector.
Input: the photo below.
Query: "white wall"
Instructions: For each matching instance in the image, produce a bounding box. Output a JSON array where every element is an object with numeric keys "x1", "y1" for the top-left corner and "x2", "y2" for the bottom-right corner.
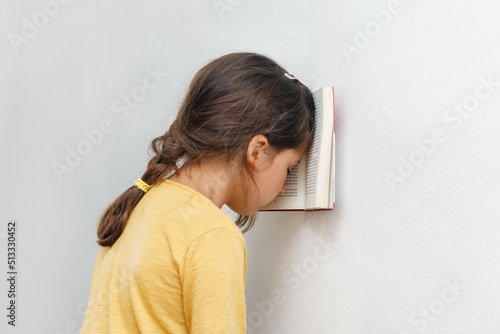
[{"x1": 1, "y1": 0, "x2": 499, "y2": 333}]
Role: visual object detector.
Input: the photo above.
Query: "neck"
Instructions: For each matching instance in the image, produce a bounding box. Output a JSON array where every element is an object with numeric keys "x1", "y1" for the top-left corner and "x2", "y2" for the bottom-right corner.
[{"x1": 167, "y1": 157, "x2": 236, "y2": 208}]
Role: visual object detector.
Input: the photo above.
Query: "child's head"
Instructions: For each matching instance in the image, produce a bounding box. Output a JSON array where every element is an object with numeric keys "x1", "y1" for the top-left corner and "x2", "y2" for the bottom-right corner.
[{"x1": 97, "y1": 52, "x2": 315, "y2": 246}]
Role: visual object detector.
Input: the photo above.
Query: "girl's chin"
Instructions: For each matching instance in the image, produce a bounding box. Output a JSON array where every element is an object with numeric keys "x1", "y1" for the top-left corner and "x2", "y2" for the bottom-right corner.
[{"x1": 261, "y1": 197, "x2": 278, "y2": 208}]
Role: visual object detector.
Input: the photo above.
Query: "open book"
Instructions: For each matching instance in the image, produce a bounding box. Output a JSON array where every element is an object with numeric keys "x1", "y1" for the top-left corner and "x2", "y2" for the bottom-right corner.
[{"x1": 260, "y1": 86, "x2": 335, "y2": 211}]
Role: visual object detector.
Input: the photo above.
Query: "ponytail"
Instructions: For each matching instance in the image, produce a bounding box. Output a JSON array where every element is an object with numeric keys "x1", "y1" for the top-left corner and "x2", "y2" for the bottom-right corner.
[
  {"x1": 96, "y1": 130, "x2": 187, "y2": 247},
  {"x1": 96, "y1": 186, "x2": 145, "y2": 247}
]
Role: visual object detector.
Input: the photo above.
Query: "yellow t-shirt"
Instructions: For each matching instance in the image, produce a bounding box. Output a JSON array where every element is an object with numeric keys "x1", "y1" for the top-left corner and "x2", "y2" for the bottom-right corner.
[{"x1": 81, "y1": 179, "x2": 247, "y2": 333}]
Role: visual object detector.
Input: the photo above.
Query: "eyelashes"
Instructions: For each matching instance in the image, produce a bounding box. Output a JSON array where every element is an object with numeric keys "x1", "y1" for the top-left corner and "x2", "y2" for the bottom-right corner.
[{"x1": 287, "y1": 163, "x2": 299, "y2": 176}]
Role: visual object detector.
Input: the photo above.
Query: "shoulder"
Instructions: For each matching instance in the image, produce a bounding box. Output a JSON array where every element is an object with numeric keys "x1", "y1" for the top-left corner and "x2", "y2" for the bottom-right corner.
[
  {"x1": 180, "y1": 225, "x2": 247, "y2": 281},
  {"x1": 139, "y1": 178, "x2": 244, "y2": 245}
]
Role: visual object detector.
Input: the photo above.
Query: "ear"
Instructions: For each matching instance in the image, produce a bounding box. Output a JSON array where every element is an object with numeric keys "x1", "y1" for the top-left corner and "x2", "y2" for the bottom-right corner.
[{"x1": 246, "y1": 134, "x2": 270, "y2": 170}]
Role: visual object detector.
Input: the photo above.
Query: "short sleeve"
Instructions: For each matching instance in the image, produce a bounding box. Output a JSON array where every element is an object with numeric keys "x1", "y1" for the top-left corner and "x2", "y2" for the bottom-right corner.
[{"x1": 180, "y1": 226, "x2": 247, "y2": 334}]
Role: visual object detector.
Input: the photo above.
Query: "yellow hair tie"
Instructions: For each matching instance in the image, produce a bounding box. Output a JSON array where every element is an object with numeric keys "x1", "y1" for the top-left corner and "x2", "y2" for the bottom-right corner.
[{"x1": 135, "y1": 178, "x2": 151, "y2": 193}]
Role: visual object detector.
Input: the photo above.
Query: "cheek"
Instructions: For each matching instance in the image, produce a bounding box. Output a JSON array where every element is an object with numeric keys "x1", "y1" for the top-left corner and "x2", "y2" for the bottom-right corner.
[{"x1": 272, "y1": 170, "x2": 288, "y2": 193}]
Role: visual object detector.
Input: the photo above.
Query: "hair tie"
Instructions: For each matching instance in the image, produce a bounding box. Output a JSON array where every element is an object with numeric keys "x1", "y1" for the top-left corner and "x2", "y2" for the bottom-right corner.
[
  {"x1": 135, "y1": 178, "x2": 151, "y2": 193},
  {"x1": 284, "y1": 72, "x2": 298, "y2": 80}
]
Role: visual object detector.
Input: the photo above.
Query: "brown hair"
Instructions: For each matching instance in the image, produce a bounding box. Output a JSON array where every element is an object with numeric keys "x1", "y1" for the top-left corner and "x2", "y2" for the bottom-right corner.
[{"x1": 96, "y1": 52, "x2": 315, "y2": 247}]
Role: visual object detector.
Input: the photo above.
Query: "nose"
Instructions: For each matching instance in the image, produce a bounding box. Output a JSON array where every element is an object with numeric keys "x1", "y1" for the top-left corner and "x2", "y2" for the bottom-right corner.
[{"x1": 279, "y1": 181, "x2": 286, "y2": 195}]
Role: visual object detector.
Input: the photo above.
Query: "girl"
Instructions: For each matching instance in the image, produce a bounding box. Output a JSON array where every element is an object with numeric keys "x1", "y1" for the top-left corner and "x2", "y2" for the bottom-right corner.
[{"x1": 81, "y1": 52, "x2": 315, "y2": 333}]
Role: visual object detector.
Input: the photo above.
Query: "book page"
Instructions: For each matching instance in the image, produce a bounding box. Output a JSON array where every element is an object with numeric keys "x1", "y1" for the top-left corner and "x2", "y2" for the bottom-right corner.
[
  {"x1": 329, "y1": 133, "x2": 335, "y2": 209},
  {"x1": 305, "y1": 90, "x2": 323, "y2": 207},
  {"x1": 305, "y1": 87, "x2": 334, "y2": 210}
]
